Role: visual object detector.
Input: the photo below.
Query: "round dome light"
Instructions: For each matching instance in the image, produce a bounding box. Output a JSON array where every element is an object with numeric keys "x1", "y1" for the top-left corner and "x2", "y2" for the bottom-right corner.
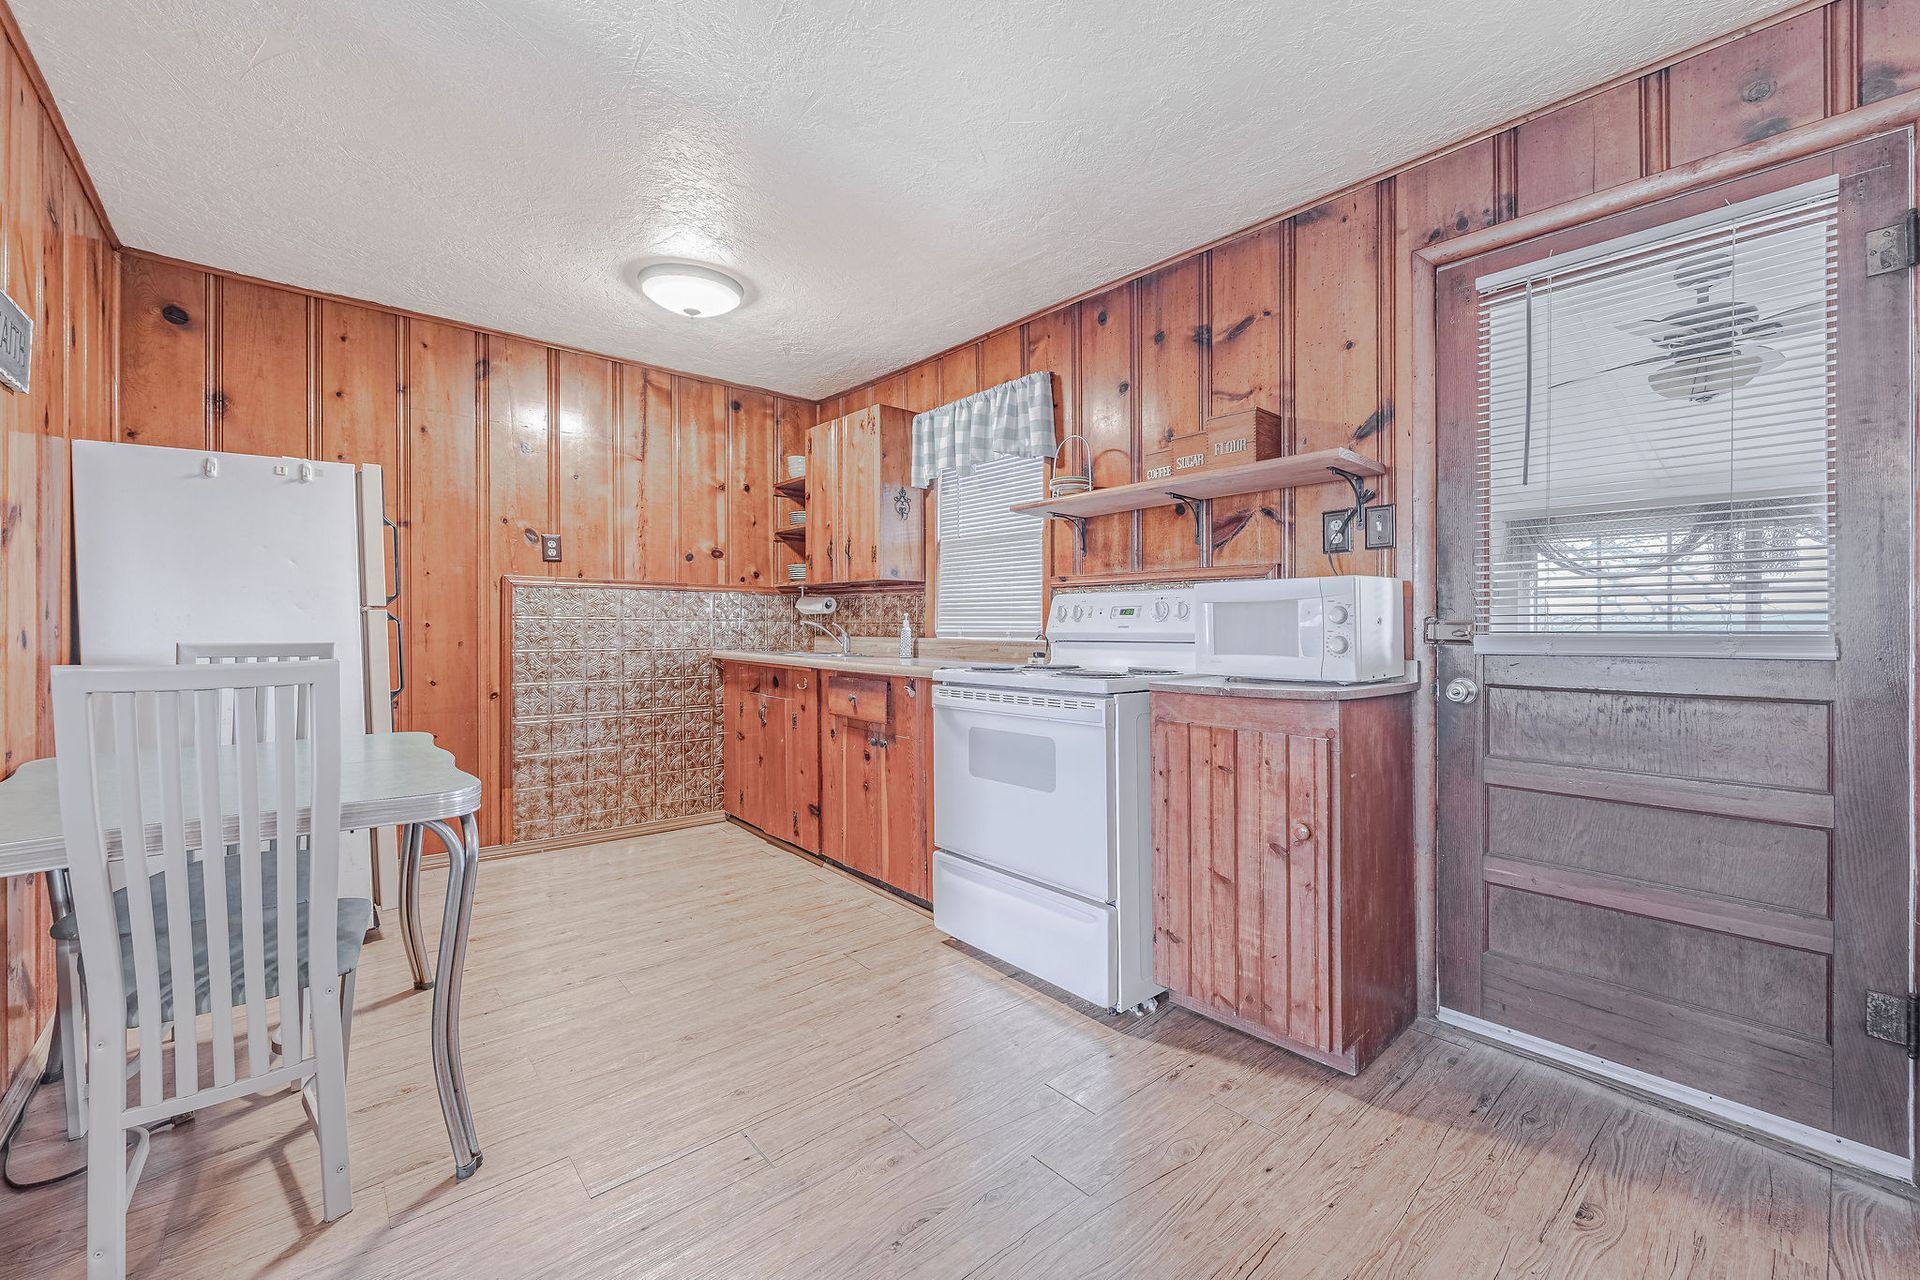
[{"x1": 635, "y1": 262, "x2": 744, "y2": 318}]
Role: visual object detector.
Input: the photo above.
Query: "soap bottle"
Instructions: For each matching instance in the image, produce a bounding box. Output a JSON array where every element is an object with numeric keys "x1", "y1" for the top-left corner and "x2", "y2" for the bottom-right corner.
[{"x1": 899, "y1": 613, "x2": 914, "y2": 660}]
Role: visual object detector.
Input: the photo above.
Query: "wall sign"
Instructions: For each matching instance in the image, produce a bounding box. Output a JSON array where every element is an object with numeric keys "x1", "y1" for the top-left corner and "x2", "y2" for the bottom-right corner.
[{"x1": 0, "y1": 289, "x2": 31, "y2": 394}]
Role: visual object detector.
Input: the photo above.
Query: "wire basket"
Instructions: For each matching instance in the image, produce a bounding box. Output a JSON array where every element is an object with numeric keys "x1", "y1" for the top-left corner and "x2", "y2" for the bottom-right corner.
[{"x1": 1049, "y1": 434, "x2": 1094, "y2": 498}]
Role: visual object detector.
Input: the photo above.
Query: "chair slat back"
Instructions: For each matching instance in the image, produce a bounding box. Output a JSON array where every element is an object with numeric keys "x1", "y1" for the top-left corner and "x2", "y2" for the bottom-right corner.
[
  {"x1": 177, "y1": 642, "x2": 335, "y2": 744},
  {"x1": 51, "y1": 661, "x2": 344, "y2": 1114}
]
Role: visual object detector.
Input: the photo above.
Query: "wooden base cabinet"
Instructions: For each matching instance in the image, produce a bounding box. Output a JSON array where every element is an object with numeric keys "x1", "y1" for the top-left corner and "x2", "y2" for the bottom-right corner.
[
  {"x1": 821, "y1": 672, "x2": 933, "y2": 901},
  {"x1": 1150, "y1": 690, "x2": 1415, "y2": 1074},
  {"x1": 720, "y1": 662, "x2": 821, "y2": 852}
]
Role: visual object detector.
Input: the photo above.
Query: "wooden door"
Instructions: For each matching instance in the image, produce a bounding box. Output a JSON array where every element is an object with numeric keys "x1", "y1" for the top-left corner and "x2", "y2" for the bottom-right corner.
[
  {"x1": 1435, "y1": 135, "x2": 1914, "y2": 1162},
  {"x1": 721, "y1": 663, "x2": 752, "y2": 822},
  {"x1": 1152, "y1": 711, "x2": 1334, "y2": 1054},
  {"x1": 806, "y1": 418, "x2": 838, "y2": 585},
  {"x1": 839, "y1": 408, "x2": 879, "y2": 582},
  {"x1": 823, "y1": 706, "x2": 884, "y2": 880},
  {"x1": 876, "y1": 677, "x2": 932, "y2": 900},
  {"x1": 788, "y1": 668, "x2": 822, "y2": 852}
]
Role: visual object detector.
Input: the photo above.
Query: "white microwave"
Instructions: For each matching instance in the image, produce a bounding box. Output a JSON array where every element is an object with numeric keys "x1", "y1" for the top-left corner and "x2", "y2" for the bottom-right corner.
[{"x1": 1193, "y1": 576, "x2": 1404, "y2": 683}]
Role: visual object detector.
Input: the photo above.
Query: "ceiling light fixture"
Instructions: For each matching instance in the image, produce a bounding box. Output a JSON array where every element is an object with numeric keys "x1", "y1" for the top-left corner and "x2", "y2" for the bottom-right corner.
[{"x1": 635, "y1": 262, "x2": 744, "y2": 318}]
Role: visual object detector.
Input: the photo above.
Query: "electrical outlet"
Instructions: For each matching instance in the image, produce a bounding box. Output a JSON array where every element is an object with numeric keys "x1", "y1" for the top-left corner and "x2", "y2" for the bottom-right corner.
[
  {"x1": 1365, "y1": 504, "x2": 1396, "y2": 550},
  {"x1": 541, "y1": 533, "x2": 563, "y2": 563},
  {"x1": 1322, "y1": 509, "x2": 1355, "y2": 555}
]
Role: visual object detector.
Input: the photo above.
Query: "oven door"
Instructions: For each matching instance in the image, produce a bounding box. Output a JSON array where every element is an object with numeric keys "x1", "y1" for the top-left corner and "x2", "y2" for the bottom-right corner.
[
  {"x1": 932, "y1": 684, "x2": 1115, "y2": 902},
  {"x1": 1194, "y1": 579, "x2": 1326, "y2": 679}
]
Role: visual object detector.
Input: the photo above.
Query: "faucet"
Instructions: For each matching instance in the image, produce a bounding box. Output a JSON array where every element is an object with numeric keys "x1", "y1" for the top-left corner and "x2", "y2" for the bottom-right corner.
[
  {"x1": 1028, "y1": 629, "x2": 1052, "y2": 666},
  {"x1": 800, "y1": 618, "x2": 852, "y2": 657}
]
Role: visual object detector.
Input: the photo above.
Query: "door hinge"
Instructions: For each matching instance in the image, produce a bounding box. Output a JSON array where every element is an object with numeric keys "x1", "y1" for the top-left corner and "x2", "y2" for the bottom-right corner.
[
  {"x1": 1865, "y1": 990, "x2": 1919, "y2": 1058},
  {"x1": 1865, "y1": 210, "x2": 1918, "y2": 276},
  {"x1": 1423, "y1": 617, "x2": 1474, "y2": 644}
]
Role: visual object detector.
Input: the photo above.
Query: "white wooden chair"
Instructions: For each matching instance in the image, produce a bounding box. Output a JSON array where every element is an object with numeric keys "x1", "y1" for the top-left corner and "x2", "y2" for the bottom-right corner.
[
  {"x1": 51, "y1": 660, "x2": 363, "y2": 1279},
  {"x1": 47, "y1": 642, "x2": 342, "y2": 1142}
]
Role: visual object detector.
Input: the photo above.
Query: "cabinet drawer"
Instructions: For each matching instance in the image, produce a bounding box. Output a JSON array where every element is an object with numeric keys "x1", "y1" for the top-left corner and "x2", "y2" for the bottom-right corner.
[{"x1": 826, "y1": 675, "x2": 890, "y2": 725}]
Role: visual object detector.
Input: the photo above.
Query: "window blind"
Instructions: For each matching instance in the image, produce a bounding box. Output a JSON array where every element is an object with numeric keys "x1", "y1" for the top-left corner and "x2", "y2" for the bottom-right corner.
[
  {"x1": 935, "y1": 454, "x2": 1045, "y2": 639},
  {"x1": 1474, "y1": 175, "x2": 1839, "y2": 656}
]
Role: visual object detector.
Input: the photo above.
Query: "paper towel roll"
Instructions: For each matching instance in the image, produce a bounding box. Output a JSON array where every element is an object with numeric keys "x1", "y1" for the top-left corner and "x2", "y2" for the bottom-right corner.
[{"x1": 795, "y1": 594, "x2": 837, "y2": 616}]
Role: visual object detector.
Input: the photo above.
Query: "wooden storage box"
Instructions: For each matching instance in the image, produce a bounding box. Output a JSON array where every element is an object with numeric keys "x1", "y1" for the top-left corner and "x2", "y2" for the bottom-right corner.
[{"x1": 1143, "y1": 408, "x2": 1288, "y2": 482}]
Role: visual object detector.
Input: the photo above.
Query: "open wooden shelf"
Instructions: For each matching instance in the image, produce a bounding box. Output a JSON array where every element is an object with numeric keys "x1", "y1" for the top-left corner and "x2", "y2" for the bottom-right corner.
[
  {"x1": 774, "y1": 526, "x2": 807, "y2": 548},
  {"x1": 774, "y1": 476, "x2": 807, "y2": 503},
  {"x1": 1010, "y1": 446, "x2": 1385, "y2": 520}
]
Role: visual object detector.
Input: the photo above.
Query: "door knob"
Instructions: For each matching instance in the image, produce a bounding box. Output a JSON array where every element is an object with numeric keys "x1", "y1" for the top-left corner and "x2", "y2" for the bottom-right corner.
[
  {"x1": 1444, "y1": 677, "x2": 1479, "y2": 705},
  {"x1": 1291, "y1": 821, "x2": 1312, "y2": 842}
]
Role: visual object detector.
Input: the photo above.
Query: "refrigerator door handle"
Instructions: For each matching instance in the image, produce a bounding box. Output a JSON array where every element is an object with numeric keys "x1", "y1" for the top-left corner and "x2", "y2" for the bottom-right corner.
[
  {"x1": 383, "y1": 517, "x2": 401, "y2": 605},
  {"x1": 387, "y1": 609, "x2": 405, "y2": 704}
]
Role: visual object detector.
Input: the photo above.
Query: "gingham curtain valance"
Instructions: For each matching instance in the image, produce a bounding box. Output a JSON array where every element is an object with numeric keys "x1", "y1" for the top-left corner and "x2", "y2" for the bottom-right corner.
[{"x1": 909, "y1": 371, "x2": 1055, "y2": 488}]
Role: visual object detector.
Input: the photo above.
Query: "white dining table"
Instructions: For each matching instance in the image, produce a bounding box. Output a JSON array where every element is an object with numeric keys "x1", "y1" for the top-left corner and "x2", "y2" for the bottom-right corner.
[{"x1": 0, "y1": 731, "x2": 487, "y2": 1179}]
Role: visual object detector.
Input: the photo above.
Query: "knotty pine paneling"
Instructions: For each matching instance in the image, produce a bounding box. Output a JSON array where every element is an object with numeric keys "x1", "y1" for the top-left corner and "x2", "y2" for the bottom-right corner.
[
  {"x1": 0, "y1": 33, "x2": 115, "y2": 1110},
  {"x1": 1134, "y1": 259, "x2": 1205, "y2": 574},
  {"x1": 1205, "y1": 223, "x2": 1287, "y2": 568},
  {"x1": 1667, "y1": 9, "x2": 1832, "y2": 165},
  {"x1": 115, "y1": 254, "x2": 814, "y2": 847},
  {"x1": 214, "y1": 277, "x2": 310, "y2": 456},
  {"x1": 1022, "y1": 306, "x2": 1079, "y2": 575},
  {"x1": 1513, "y1": 81, "x2": 1645, "y2": 216},
  {"x1": 822, "y1": 1, "x2": 1920, "y2": 594},
  {"x1": 484, "y1": 335, "x2": 554, "y2": 589},
  {"x1": 1079, "y1": 285, "x2": 1136, "y2": 576},
  {"x1": 118, "y1": 255, "x2": 208, "y2": 449},
  {"x1": 622, "y1": 364, "x2": 679, "y2": 584},
  {"x1": 555, "y1": 351, "x2": 618, "y2": 583}
]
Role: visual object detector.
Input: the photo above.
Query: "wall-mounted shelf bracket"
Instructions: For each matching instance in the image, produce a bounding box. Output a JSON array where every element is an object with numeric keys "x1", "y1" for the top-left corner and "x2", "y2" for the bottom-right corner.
[
  {"x1": 1045, "y1": 514, "x2": 1089, "y2": 557},
  {"x1": 1164, "y1": 493, "x2": 1209, "y2": 549}
]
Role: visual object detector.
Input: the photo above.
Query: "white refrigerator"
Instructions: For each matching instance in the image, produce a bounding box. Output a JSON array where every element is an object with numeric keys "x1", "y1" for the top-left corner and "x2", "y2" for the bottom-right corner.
[{"x1": 70, "y1": 440, "x2": 402, "y2": 903}]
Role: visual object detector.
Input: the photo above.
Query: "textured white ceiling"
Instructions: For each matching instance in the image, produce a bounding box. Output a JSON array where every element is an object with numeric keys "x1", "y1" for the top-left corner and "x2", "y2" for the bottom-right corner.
[{"x1": 18, "y1": 0, "x2": 1792, "y2": 398}]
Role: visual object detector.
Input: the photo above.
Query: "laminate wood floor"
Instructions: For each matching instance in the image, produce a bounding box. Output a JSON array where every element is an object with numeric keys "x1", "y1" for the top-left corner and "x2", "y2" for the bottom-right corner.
[{"x1": 4, "y1": 821, "x2": 1918, "y2": 1278}]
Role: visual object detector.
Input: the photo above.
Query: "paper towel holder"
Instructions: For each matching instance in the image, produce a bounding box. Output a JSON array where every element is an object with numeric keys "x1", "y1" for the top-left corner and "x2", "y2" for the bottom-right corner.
[{"x1": 795, "y1": 590, "x2": 837, "y2": 616}]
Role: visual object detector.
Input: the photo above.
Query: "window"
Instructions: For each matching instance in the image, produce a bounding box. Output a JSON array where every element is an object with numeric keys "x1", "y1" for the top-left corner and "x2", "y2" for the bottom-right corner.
[
  {"x1": 935, "y1": 454, "x2": 1045, "y2": 638},
  {"x1": 1475, "y1": 176, "x2": 1838, "y2": 657}
]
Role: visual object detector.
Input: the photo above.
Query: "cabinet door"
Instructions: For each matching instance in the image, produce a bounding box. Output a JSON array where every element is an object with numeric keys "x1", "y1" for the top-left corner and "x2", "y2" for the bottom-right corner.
[
  {"x1": 877, "y1": 677, "x2": 933, "y2": 899},
  {"x1": 1152, "y1": 717, "x2": 1333, "y2": 1052},
  {"x1": 787, "y1": 669, "x2": 822, "y2": 852},
  {"x1": 750, "y1": 690, "x2": 791, "y2": 837},
  {"x1": 838, "y1": 408, "x2": 879, "y2": 582},
  {"x1": 721, "y1": 664, "x2": 751, "y2": 822},
  {"x1": 806, "y1": 419, "x2": 839, "y2": 584},
  {"x1": 823, "y1": 710, "x2": 885, "y2": 879}
]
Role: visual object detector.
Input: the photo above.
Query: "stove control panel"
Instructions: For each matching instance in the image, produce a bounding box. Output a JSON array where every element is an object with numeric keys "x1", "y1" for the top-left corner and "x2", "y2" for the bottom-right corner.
[{"x1": 1048, "y1": 588, "x2": 1198, "y2": 641}]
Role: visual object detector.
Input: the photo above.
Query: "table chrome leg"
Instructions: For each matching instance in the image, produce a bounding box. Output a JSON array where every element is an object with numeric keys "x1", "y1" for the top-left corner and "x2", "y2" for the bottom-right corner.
[
  {"x1": 423, "y1": 816, "x2": 481, "y2": 1179},
  {"x1": 397, "y1": 822, "x2": 433, "y2": 990}
]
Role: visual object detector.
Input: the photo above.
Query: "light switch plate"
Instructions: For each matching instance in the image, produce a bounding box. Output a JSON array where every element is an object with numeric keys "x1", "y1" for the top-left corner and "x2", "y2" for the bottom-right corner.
[
  {"x1": 1322, "y1": 509, "x2": 1354, "y2": 555},
  {"x1": 541, "y1": 533, "x2": 563, "y2": 563},
  {"x1": 1364, "y1": 504, "x2": 1396, "y2": 550}
]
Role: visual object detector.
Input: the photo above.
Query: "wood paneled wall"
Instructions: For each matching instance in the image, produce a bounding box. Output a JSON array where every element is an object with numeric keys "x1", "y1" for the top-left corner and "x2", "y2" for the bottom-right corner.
[
  {"x1": 114, "y1": 253, "x2": 816, "y2": 847},
  {"x1": 0, "y1": 21, "x2": 117, "y2": 1099},
  {"x1": 819, "y1": 0, "x2": 1920, "y2": 588}
]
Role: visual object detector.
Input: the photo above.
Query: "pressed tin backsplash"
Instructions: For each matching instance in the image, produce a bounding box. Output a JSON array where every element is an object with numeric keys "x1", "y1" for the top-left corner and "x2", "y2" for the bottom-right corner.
[{"x1": 505, "y1": 581, "x2": 925, "y2": 843}]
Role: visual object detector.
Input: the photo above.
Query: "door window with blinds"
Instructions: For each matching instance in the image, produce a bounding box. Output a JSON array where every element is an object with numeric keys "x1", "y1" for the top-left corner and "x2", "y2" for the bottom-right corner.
[
  {"x1": 1474, "y1": 176, "x2": 1838, "y2": 657},
  {"x1": 935, "y1": 455, "x2": 1045, "y2": 638}
]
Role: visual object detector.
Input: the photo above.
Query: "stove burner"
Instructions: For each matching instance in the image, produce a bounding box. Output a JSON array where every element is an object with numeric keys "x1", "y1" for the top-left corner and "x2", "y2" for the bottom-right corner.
[{"x1": 1124, "y1": 667, "x2": 1179, "y2": 676}]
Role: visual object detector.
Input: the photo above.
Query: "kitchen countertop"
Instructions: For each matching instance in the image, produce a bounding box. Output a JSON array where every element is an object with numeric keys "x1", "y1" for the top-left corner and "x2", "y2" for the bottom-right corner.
[
  {"x1": 1149, "y1": 675, "x2": 1423, "y2": 701},
  {"x1": 712, "y1": 649, "x2": 949, "y2": 679}
]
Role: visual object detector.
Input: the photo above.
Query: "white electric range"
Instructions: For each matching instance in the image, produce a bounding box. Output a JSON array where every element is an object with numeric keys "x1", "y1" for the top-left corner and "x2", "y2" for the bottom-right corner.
[{"x1": 930, "y1": 587, "x2": 1199, "y2": 1014}]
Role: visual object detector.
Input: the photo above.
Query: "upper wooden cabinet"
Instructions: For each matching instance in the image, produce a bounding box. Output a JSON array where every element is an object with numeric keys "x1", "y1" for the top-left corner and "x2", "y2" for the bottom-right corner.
[
  {"x1": 805, "y1": 406, "x2": 923, "y2": 586},
  {"x1": 1150, "y1": 688, "x2": 1415, "y2": 1074}
]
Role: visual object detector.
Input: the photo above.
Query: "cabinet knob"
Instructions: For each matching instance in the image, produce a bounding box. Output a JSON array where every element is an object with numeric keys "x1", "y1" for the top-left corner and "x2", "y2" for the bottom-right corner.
[{"x1": 1291, "y1": 821, "x2": 1312, "y2": 842}]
